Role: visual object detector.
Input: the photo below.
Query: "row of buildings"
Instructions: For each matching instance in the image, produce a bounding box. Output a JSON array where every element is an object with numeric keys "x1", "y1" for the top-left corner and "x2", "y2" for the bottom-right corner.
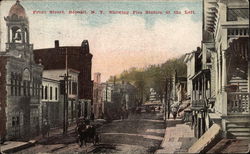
[
  {"x1": 164, "y1": 0, "x2": 249, "y2": 151},
  {"x1": 0, "y1": 0, "x2": 139, "y2": 141},
  {"x1": 0, "y1": 1, "x2": 93, "y2": 141},
  {"x1": 93, "y1": 75, "x2": 138, "y2": 120},
  {"x1": 184, "y1": 0, "x2": 249, "y2": 142}
]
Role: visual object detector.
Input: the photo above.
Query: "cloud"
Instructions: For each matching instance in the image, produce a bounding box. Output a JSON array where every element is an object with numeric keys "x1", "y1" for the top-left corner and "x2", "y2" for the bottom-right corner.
[{"x1": 0, "y1": 2, "x2": 202, "y2": 82}]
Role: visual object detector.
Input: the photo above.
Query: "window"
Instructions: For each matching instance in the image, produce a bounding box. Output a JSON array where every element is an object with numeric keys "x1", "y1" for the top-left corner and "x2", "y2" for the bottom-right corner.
[
  {"x1": 23, "y1": 81, "x2": 26, "y2": 96},
  {"x1": 37, "y1": 83, "x2": 39, "y2": 96},
  {"x1": 32, "y1": 82, "x2": 35, "y2": 96},
  {"x1": 12, "y1": 116, "x2": 20, "y2": 127},
  {"x1": 37, "y1": 84, "x2": 40, "y2": 97},
  {"x1": 50, "y1": 86, "x2": 53, "y2": 100},
  {"x1": 11, "y1": 73, "x2": 14, "y2": 96},
  {"x1": 41, "y1": 86, "x2": 44, "y2": 99},
  {"x1": 45, "y1": 86, "x2": 48, "y2": 100},
  {"x1": 69, "y1": 80, "x2": 72, "y2": 95},
  {"x1": 72, "y1": 82, "x2": 77, "y2": 95},
  {"x1": 55, "y1": 87, "x2": 58, "y2": 100},
  {"x1": 14, "y1": 79, "x2": 17, "y2": 96},
  {"x1": 27, "y1": 81, "x2": 30, "y2": 96},
  {"x1": 18, "y1": 80, "x2": 21, "y2": 96},
  {"x1": 35, "y1": 83, "x2": 38, "y2": 96}
]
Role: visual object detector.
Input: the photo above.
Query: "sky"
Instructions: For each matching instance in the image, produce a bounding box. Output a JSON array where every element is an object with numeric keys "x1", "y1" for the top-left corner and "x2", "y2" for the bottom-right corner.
[{"x1": 0, "y1": 0, "x2": 202, "y2": 81}]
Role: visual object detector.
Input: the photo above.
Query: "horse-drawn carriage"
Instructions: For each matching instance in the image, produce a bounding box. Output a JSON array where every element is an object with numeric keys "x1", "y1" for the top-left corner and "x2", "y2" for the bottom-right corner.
[{"x1": 75, "y1": 119, "x2": 100, "y2": 147}]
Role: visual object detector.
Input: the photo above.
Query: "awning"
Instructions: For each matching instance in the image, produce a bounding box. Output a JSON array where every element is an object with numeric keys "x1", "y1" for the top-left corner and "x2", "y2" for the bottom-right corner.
[{"x1": 188, "y1": 124, "x2": 222, "y2": 153}]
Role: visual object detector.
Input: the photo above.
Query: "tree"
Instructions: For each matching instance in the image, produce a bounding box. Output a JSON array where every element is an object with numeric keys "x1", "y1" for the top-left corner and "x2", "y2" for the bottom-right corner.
[{"x1": 112, "y1": 55, "x2": 187, "y2": 104}]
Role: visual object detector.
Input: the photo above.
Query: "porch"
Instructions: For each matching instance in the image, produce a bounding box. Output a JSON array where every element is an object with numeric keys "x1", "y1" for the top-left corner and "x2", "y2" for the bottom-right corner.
[
  {"x1": 225, "y1": 37, "x2": 250, "y2": 116},
  {"x1": 222, "y1": 37, "x2": 250, "y2": 139},
  {"x1": 227, "y1": 92, "x2": 249, "y2": 115}
]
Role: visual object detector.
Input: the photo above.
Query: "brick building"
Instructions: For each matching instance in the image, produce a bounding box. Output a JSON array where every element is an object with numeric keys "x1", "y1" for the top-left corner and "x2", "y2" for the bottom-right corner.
[
  {"x1": 0, "y1": 0, "x2": 43, "y2": 140},
  {"x1": 33, "y1": 40, "x2": 93, "y2": 119}
]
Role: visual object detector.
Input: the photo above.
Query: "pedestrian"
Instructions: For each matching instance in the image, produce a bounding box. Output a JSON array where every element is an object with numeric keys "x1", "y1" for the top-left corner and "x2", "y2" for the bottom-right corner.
[
  {"x1": 171, "y1": 107, "x2": 178, "y2": 120},
  {"x1": 171, "y1": 101, "x2": 180, "y2": 120}
]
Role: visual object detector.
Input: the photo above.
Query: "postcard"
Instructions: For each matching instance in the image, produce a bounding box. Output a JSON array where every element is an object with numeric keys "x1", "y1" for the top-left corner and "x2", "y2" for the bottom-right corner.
[{"x1": 0, "y1": 0, "x2": 249, "y2": 153}]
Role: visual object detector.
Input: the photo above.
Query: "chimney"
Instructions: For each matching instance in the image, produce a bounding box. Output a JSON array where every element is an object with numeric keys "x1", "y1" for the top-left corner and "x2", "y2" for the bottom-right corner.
[{"x1": 55, "y1": 40, "x2": 59, "y2": 48}]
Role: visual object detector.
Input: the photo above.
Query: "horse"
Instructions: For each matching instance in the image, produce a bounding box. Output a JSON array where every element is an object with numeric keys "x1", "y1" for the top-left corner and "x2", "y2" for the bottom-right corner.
[{"x1": 76, "y1": 124, "x2": 99, "y2": 147}]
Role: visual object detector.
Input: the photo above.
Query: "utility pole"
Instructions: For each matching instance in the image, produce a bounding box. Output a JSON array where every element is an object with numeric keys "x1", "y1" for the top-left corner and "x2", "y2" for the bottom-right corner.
[
  {"x1": 164, "y1": 76, "x2": 172, "y2": 120},
  {"x1": 106, "y1": 83, "x2": 108, "y2": 103},
  {"x1": 60, "y1": 73, "x2": 71, "y2": 135},
  {"x1": 65, "y1": 48, "x2": 69, "y2": 133},
  {"x1": 59, "y1": 48, "x2": 71, "y2": 135},
  {"x1": 164, "y1": 77, "x2": 168, "y2": 121},
  {"x1": 167, "y1": 76, "x2": 172, "y2": 119}
]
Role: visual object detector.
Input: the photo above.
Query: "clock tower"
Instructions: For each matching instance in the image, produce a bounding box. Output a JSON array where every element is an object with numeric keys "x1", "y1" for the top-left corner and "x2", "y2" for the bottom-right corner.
[{"x1": 4, "y1": 0, "x2": 34, "y2": 62}]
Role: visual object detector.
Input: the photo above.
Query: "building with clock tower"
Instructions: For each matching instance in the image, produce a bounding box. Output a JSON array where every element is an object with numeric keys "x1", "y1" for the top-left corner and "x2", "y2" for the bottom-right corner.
[{"x1": 0, "y1": 0, "x2": 43, "y2": 140}]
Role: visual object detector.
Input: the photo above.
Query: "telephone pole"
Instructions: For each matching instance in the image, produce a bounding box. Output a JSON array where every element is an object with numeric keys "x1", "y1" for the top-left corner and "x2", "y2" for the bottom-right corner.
[
  {"x1": 60, "y1": 73, "x2": 71, "y2": 135},
  {"x1": 59, "y1": 48, "x2": 71, "y2": 135}
]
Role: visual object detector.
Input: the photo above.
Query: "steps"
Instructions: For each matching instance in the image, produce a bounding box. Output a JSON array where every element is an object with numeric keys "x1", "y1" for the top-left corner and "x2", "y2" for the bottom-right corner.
[{"x1": 226, "y1": 121, "x2": 250, "y2": 140}]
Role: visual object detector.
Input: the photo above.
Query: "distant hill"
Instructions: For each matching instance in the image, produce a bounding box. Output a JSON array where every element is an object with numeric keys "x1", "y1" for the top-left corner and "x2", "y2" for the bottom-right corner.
[{"x1": 109, "y1": 55, "x2": 187, "y2": 103}]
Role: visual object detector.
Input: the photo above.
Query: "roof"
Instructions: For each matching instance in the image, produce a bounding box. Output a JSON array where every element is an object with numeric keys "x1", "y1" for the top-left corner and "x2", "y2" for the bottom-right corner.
[
  {"x1": 8, "y1": 0, "x2": 27, "y2": 18},
  {"x1": 189, "y1": 69, "x2": 210, "y2": 80}
]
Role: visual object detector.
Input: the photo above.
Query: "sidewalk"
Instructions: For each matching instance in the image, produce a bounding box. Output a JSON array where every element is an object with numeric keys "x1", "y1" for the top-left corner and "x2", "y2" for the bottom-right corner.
[
  {"x1": 0, "y1": 120, "x2": 106, "y2": 153},
  {"x1": 0, "y1": 140, "x2": 36, "y2": 153},
  {"x1": 0, "y1": 126, "x2": 73, "y2": 153},
  {"x1": 0, "y1": 125, "x2": 75, "y2": 153},
  {"x1": 156, "y1": 118, "x2": 197, "y2": 153}
]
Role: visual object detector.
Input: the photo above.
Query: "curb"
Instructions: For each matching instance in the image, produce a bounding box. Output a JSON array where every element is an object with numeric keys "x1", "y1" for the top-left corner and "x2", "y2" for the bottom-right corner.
[{"x1": 2, "y1": 140, "x2": 37, "y2": 153}]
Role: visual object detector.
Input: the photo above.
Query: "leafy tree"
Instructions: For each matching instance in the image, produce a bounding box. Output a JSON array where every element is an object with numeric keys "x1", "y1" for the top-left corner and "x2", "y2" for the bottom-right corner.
[{"x1": 109, "y1": 55, "x2": 187, "y2": 104}]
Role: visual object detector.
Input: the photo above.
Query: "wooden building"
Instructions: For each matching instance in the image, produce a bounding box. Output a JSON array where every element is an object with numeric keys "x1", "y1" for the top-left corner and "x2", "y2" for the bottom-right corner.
[{"x1": 185, "y1": 0, "x2": 249, "y2": 140}]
